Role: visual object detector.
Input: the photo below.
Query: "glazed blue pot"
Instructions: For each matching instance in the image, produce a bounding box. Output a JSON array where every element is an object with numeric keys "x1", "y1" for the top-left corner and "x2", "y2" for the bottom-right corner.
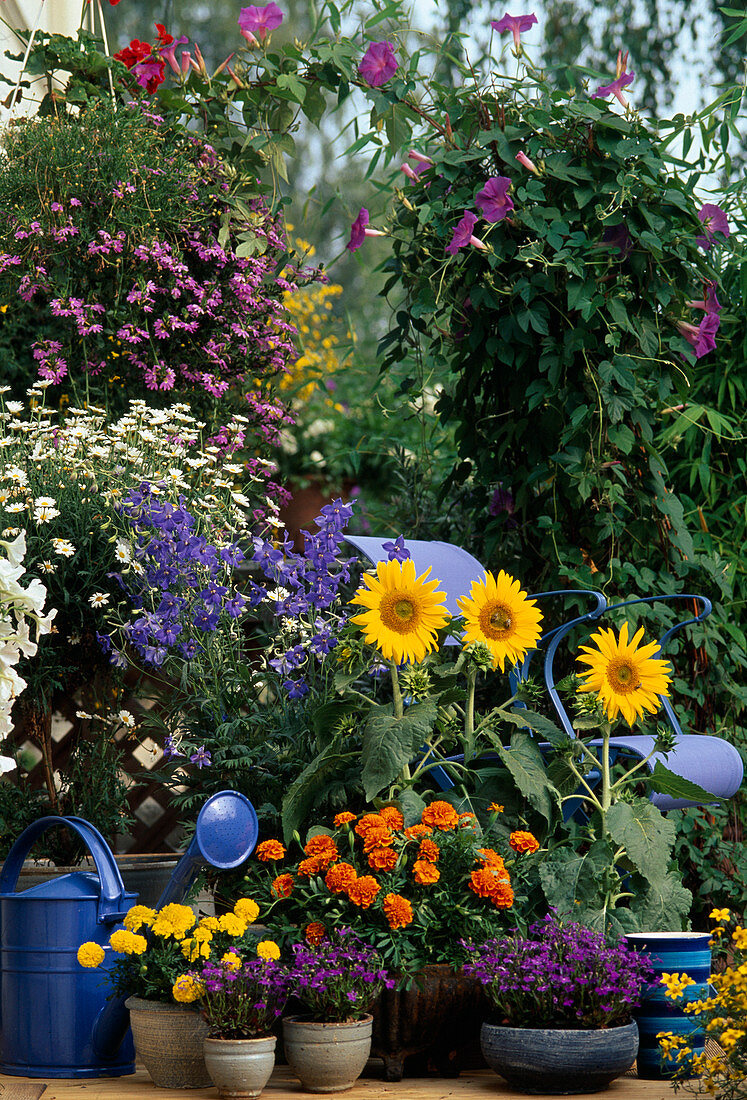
[
  {"x1": 480, "y1": 1021, "x2": 638, "y2": 1094},
  {"x1": 625, "y1": 931, "x2": 711, "y2": 1079}
]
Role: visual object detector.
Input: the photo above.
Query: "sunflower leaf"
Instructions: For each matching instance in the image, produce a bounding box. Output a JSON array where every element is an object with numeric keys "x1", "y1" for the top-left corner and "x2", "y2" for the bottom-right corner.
[
  {"x1": 645, "y1": 761, "x2": 718, "y2": 802},
  {"x1": 361, "y1": 699, "x2": 438, "y2": 800},
  {"x1": 630, "y1": 870, "x2": 693, "y2": 931},
  {"x1": 606, "y1": 798, "x2": 676, "y2": 883},
  {"x1": 282, "y1": 740, "x2": 356, "y2": 844},
  {"x1": 496, "y1": 731, "x2": 559, "y2": 822},
  {"x1": 501, "y1": 706, "x2": 568, "y2": 746}
]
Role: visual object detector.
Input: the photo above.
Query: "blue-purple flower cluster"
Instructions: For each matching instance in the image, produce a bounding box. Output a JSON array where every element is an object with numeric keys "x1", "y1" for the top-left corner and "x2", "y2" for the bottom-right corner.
[
  {"x1": 291, "y1": 928, "x2": 393, "y2": 1022},
  {"x1": 197, "y1": 954, "x2": 293, "y2": 1039},
  {"x1": 463, "y1": 913, "x2": 654, "y2": 1030},
  {"x1": 250, "y1": 499, "x2": 357, "y2": 699},
  {"x1": 103, "y1": 481, "x2": 246, "y2": 672}
]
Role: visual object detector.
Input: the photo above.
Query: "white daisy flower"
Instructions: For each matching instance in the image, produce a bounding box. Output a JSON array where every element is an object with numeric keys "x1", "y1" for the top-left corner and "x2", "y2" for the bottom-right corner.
[
  {"x1": 114, "y1": 540, "x2": 132, "y2": 563},
  {"x1": 88, "y1": 592, "x2": 109, "y2": 608},
  {"x1": 68, "y1": 632, "x2": 81, "y2": 645},
  {"x1": 5, "y1": 502, "x2": 26, "y2": 514},
  {"x1": 51, "y1": 539, "x2": 76, "y2": 557},
  {"x1": 118, "y1": 710, "x2": 135, "y2": 729},
  {"x1": 40, "y1": 561, "x2": 56, "y2": 573},
  {"x1": 33, "y1": 505, "x2": 60, "y2": 523},
  {"x1": 6, "y1": 401, "x2": 24, "y2": 414}
]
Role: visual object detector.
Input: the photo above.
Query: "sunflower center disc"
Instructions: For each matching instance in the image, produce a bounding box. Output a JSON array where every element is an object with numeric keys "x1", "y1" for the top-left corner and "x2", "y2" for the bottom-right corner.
[
  {"x1": 608, "y1": 659, "x2": 640, "y2": 693},
  {"x1": 489, "y1": 607, "x2": 512, "y2": 632},
  {"x1": 394, "y1": 599, "x2": 414, "y2": 621}
]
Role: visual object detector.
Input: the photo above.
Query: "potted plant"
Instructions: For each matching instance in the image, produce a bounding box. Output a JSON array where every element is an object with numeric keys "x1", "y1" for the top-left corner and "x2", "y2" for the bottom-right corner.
[
  {"x1": 464, "y1": 912, "x2": 654, "y2": 1094},
  {"x1": 196, "y1": 949, "x2": 292, "y2": 1099},
  {"x1": 77, "y1": 896, "x2": 265, "y2": 1088},
  {"x1": 283, "y1": 928, "x2": 392, "y2": 1093}
]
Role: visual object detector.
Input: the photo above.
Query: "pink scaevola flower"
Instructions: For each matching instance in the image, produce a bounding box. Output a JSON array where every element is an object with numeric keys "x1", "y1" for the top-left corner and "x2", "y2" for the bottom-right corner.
[
  {"x1": 475, "y1": 176, "x2": 514, "y2": 222},
  {"x1": 359, "y1": 41, "x2": 398, "y2": 87},
  {"x1": 515, "y1": 151, "x2": 539, "y2": 174},
  {"x1": 159, "y1": 35, "x2": 189, "y2": 76},
  {"x1": 592, "y1": 66, "x2": 635, "y2": 108},
  {"x1": 695, "y1": 204, "x2": 730, "y2": 251},
  {"x1": 238, "y1": 3, "x2": 283, "y2": 41},
  {"x1": 446, "y1": 211, "x2": 487, "y2": 255},
  {"x1": 490, "y1": 13, "x2": 538, "y2": 52}
]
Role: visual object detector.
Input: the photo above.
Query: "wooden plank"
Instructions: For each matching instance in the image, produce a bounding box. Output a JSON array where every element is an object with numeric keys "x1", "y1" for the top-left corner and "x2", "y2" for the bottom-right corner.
[{"x1": 0, "y1": 1064, "x2": 679, "y2": 1100}]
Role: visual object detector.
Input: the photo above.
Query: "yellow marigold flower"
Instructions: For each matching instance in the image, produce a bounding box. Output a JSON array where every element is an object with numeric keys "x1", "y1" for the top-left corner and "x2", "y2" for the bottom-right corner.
[
  {"x1": 509, "y1": 830, "x2": 540, "y2": 854},
  {"x1": 576, "y1": 622, "x2": 672, "y2": 727},
  {"x1": 710, "y1": 908, "x2": 731, "y2": 923},
  {"x1": 152, "y1": 903, "x2": 196, "y2": 940},
  {"x1": 234, "y1": 898, "x2": 260, "y2": 924},
  {"x1": 173, "y1": 974, "x2": 202, "y2": 1004},
  {"x1": 457, "y1": 570, "x2": 543, "y2": 672},
  {"x1": 109, "y1": 929, "x2": 147, "y2": 955},
  {"x1": 123, "y1": 905, "x2": 156, "y2": 932},
  {"x1": 221, "y1": 951, "x2": 242, "y2": 970},
  {"x1": 77, "y1": 941, "x2": 105, "y2": 968},
  {"x1": 488, "y1": 803, "x2": 504, "y2": 813},
  {"x1": 333, "y1": 811, "x2": 356, "y2": 827},
  {"x1": 349, "y1": 558, "x2": 449, "y2": 665},
  {"x1": 256, "y1": 840, "x2": 286, "y2": 862},
  {"x1": 257, "y1": 940, "x2": 281, "y2": 961},
  {"x1": 199, "y1": 916, "x2": 221, "y2": 931},
  {"x1": 413, "y1": 859, "x2": 440, "y2": 885},
  {"x1": 181, "y1": 937, "x2": 211, "y2": 963},
  {"x1": 217, "y1": 913, "x2": 247, "y2": 937},
  {"x1": 193, "y1": 925, "x2": 213, "y2": 943}
]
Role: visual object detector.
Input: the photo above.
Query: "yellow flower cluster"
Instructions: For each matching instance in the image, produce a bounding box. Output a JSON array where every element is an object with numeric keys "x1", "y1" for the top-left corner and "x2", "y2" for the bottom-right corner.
[
  {"x1": 150, "y1": 903, "x2": 196, "y2": 940},
  {"x1": 661, "y1": 971, "x2": 696, "y2": 1000},
  {"x1": 282, "y1": 282, "x2": 347, "y2": 397},
  {"x1": 172, "y1": 974, "x2": 203, "y2": 1004}
]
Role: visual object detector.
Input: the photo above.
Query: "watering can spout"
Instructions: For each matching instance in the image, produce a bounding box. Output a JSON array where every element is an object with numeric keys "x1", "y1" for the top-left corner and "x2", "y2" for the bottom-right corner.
[{"x1": 92, "y1": 995, "x2": 130, "y2": 1061}]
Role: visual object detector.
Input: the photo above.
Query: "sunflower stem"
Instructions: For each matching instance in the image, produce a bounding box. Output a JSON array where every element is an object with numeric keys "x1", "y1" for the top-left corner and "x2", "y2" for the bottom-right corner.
[
  {"x1": 389, "y1": 659, "x2": 404, "y2": 720},
  {"x1": 464, "y1": 669, "x2": 477, "y2": 763},
  {"x1": 599, "y1": 720, "x2": 612, "y2": 837}
]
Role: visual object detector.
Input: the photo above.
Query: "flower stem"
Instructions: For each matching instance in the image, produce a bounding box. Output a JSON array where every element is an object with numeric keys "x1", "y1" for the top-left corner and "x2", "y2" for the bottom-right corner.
[
  {"x1": 390, "y1": 659, "x2": 403, "y2": 720},
  {"x1": 464, "y1": 668, "x2": 477, "y2": 763}
]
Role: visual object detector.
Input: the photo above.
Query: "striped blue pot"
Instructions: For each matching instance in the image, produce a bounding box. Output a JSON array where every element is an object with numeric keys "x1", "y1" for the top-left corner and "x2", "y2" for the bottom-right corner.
[{"x1": 625, "y1": 932, "x2": 712, "y2": 1079}]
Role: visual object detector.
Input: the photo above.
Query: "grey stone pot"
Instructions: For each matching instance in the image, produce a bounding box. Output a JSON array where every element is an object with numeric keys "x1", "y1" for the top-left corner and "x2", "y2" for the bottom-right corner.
[
  {"x1": 480, "y1": 1020, "x2": 639, "y2": 1095},
  {"x1": 283, "y1": 1015, "x2": 372, "y2": 1093},
  {"x1": 203, "y1": 1036, "x2": 276, "y2": 1099}
]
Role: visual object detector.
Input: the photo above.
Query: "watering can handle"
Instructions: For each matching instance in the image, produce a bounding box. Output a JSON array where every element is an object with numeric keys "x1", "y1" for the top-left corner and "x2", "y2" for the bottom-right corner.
[{"x1": 0, "y1": 815, "x2": 130, "y2": 924}]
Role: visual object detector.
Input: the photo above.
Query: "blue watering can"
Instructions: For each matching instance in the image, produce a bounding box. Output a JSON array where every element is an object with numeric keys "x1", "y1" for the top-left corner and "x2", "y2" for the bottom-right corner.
[{"x1": 0, "y1": 790, "x2": 259, "y2": 1078}]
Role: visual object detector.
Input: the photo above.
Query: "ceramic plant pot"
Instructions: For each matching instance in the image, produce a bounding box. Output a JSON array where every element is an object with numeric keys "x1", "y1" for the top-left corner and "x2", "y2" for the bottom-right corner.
[
  {"x1": 203, "y1": 1035, "x2": 276, "y2": 1098},
  {"x1": 125, "y1": 996, "x2": 211, "y2": 1088},
  {"x1": 283, "y1": 1014, "x2": 372, "y2": 1093},
  {"x1": 480, "y1": 1020, "x2": 639, "y2": 1095}
]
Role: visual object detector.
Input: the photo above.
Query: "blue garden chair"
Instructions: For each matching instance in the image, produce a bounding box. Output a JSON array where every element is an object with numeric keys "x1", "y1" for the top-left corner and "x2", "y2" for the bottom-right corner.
[{"x1": 344, "y1": 535, "x2": 743, "y2": 813}]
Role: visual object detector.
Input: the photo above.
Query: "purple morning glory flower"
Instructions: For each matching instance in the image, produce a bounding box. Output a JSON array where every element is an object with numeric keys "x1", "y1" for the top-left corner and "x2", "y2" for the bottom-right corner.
[
  {"x1": 475, "y1": 176, "x2": 514, "y2": 222},
  {"x1": 358, "y1": 41, "x2": 398, "y2": 87},
  {"x1": 190, "y1": 746, "x2": 212, "y2": 768},
  {"x1": 490, "y1": 12, "x2": 538, "y2": 51},
  {"x1": 592, "y1": 59, "x2": 635, "y2": 108},
  {"x1": 687, "y1": 280, "x2": 721, "y2": 316},
  {"x1": 347, "y1": 208, "x2": 369, "y2": 252},
  {"x1": 677, "y1": 313, "x2": 720, "y2": 359},
  {"x1": 601, "y1": 222, "x2": 633, "y2": 259},
  {"x1": 383, "y1": 535, "x2": 410, "y2": 562},
  {"x1": 695, "y1": 204, "x2": 730, "y2": 251},
  {"x1": 238, "y1": 3, "x2": 283, "y2": 41},
  {"x1": 446, "y1": 211, "x2": 487, "y2": 255}
]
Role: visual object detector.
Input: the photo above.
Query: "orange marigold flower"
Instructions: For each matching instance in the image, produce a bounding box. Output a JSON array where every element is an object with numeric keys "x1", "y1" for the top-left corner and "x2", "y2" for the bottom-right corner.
[
  {"x1": 488, "y1": 802, "x2": 504, "y2": 813},
  {"x1": 256, "y1": 839, "x2": 286, "y2": 861},
  {"x1": 404, "y1": 823, "x2": 433, "y2": 840},
  {"x1": 413, "y1": 859, "x2": 440, "y2": 885},
  {"x1": 477, "y1": 848, "x2": 506, "y2": 872},
  {"x1": 491, "y1": 881, "x2": 514, "y2": 909},
  {"x1": 271, "y1": 873, "x2": 293, "y2": 898},
  {"x1": 421, "y1": 801, "x2": 460, "y2": 831},
  {"x1": 383, "y1": 892, "x2": 414, "y2": 930},
  {"x1": 298, "y1": 856, "x2": 326, "y2": 877},
  {"x1": 333, "y1": 811, "x2": 357, "y2": 827},
  {"x1": 417, "y1": 838, "x2": 440, "y2": 863},
  {"x1": 362, "y1": 826, "x2": 395, "y2": 852},
  {"x1": 458, "y1": 812, "x2": 476, "y2": 824},
  {"x1": 379, "y1": 805, "x2": 404, "y2": 831},
  {"x1": 469, "y1": 866, "x2": 505, "y2": 899},
  {"x1": 509, "y1": 830, "x2": 540, "y2": 855},
  {"x1": 304, "y1": 835, "x2": 339, "y2": 868},
  {"x1": 347, "y1": 875, "x2": 381, "y2": 908},
  {"x1": 355, "y1": 813, "x2": 388, "y2": 838},
  {"x1": 367, "y1": 846, "x2": 398, "y2": 872},
  {"x1": 325, "y1": 862, "x2": 358, "y2": 894},
  {"x1": 305, "y1": 922, "x2": 326, "y2": 946}
]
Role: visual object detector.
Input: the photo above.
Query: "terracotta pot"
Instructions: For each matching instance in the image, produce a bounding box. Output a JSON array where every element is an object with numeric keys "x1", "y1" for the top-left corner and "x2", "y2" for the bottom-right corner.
[
  {"x1": 283, "y1": 1015, "x2": 372, "y2": 1093},
  {"x1": 278, "y1": 477, "x2": 353, "y2": 552},
  {"x1": 370, "y1": 965, "x2": 487, "y2": 1081},
  {"x1": 203, "y1": 1035, "x2": 276, "y2": 1098},
  {"x1": 480, "y1": 1020, "x2": 639, "y2": 1094},
  {"x1": 125, "y1": 996, "x2": 211, "y2": 1088}
]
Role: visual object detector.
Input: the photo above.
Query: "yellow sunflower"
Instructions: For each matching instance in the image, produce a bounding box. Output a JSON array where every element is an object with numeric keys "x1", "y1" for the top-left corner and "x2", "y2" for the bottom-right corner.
[
  {"x1": 456, "y1": 570, "x2": 543, "y2": 671},
  {"x1": 576, "y1": 621, "x2": 672, "y2": 726},
  {"x1": 349, "y1": 558, "x2": 449, "y2": 664}
]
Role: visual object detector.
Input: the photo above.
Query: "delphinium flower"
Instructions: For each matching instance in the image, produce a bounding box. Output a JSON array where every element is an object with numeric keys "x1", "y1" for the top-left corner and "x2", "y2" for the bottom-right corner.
[
  {"x1": 289, "y1": 928, "x2": 393, "y2": 1021},
  {"x1": 464, "y1": 913, "x2": 654, "y2": 1029}
]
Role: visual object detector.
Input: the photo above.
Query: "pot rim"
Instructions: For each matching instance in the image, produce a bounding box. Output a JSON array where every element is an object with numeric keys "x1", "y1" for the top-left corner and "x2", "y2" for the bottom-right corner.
[
  {"x1": 204, "y1": 1034, "x2": 277, "y2": 1045},
  {"x1": 482, "y1": 1020, "x2": 638, "y2": 1035},
  {"x1": 284, "y1": 1013, "x2": 373, "y2": 1027}
]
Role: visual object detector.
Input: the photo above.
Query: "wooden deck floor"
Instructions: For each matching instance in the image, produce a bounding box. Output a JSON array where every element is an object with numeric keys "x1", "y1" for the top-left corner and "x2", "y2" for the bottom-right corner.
[{"x1": 0, "y1": 1063, "x2": 677, "y2": 1100}]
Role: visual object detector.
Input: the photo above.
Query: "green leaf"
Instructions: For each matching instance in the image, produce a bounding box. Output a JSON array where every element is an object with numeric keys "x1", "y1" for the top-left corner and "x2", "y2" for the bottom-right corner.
[
  {"x1": 606, "y1": 799, "x2": 675, "y2": 883},
  {"x1": 497, "y1": 732, "x2": 558, "y2": 822},
  {"x1": 282, "y1": 741, "x2": 355, "y2": 843},
  {"x1": 361, "y1": 699, "x2": 438, "y2": 800},
  {"x1": 631, "y1": 870, "x2": 693, "y2": 931},
  {"x1": 501, "y1": 707, "x2": 567, "y2": 747},
  {"x1": 646, "y1": 762, "x2": 718, "y2": 803},
  {"x1": 396, "y1": 788, "x2": 426, "y2": 827},
  {"x1": 538, "y1": 841, "x2": 609, "y2": 915}
]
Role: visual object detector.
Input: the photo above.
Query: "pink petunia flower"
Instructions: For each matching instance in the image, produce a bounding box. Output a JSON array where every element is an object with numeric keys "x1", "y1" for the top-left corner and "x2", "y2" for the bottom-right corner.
[
  {"x1": 359, "y1": 41, "x2": 398, "y2": 87},
  {"x1": 446, "y1": 211, "x2": 487, "y2": 255},
  {"x1": 238, "y1": 3, "x2": 283, "y2": 41},
  {"x1": 490, "y1": 13, "x2": 538, "y2": 52},
  {"x1": 695, "y1": 204, "x2": 730, "y2": 251},
  {"x1": 475, "y1": 176, "x2": 514, "y2": 222}
]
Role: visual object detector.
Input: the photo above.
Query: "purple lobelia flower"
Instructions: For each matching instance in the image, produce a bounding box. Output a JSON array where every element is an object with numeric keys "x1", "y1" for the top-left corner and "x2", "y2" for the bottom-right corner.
[
  {"x1": 446, "y1": 211, "x2": 487, "y2": 255},
  {"x1": 490, "y1": 12, "x2": 538, "y2": 52},
  {"x1": 238, "y1": 3, "x2": 283, "y2": 41},
  {"x1": 695, "y1": 204, "x2": 730, "y2": 251},
  {"x1": 475, "y1": 177, "x2": 514, "y2": 223},
  {"x1": 190, "y1": 745, "x2": 212, "y2": 768},
  {"x1": 358, "y1": 41, "x2": 398, "y2": 87},
  {"x1": 383, "y1": 535, "x2": 410, "y2": 562}
]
